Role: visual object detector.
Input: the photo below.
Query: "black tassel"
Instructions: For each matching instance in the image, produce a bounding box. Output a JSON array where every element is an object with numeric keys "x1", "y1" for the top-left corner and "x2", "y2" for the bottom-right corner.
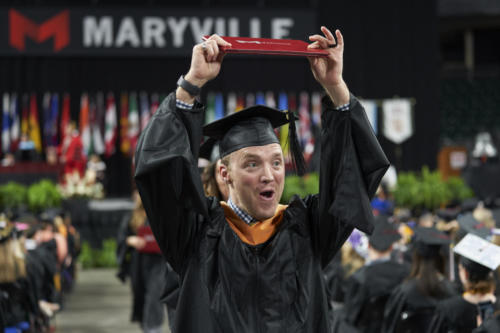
[{"x1": 287, "y1": 110, "x2": 306, "y2": 176}]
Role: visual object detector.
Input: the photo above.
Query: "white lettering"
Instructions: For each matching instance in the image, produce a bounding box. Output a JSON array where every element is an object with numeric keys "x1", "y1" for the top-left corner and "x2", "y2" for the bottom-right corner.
[
  {"x1": 116, "y1": 17, "x2": 140, "y2": 47},
  {"x1": 143, "y1": 17, "x2": 166, "y2": 47},
  {"x1": 250, "y1": 18, "x2": 261, "y2": 38},
  {"x1": 271, "y1": 18, "x2": 294, "y2": 39},
  {"x1": 215, "y1": 18, "x2": 225, "y2": 36},
  {"x1": 167, "y1": 17, "x2": 189, "y2": 48},
  {"x1": 228, "y1": 18, "x2": 239, "y2": 36},
  {"x1": 83, "y1": 16, "x2": 113, "y2": 47},
  {"x1": 190, "y1": 17, "x2": 214, "y2": 43}
]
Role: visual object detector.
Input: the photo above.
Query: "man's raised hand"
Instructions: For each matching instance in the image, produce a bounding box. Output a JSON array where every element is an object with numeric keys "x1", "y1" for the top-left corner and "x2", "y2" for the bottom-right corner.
[{"x1": 184, "y1": 34, "x2": 232, "y2": 88}]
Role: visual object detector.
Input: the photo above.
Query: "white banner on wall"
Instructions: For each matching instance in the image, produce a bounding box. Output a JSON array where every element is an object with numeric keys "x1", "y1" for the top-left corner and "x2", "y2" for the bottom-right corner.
[{"x1": 382, "y1": 98, "x2": 413, "y2": 144}]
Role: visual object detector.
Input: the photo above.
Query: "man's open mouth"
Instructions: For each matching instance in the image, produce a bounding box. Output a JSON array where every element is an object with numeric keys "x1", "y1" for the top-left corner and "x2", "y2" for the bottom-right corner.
[{"x1": 259, "y1": 190, "x2": 275, "y2": 200}]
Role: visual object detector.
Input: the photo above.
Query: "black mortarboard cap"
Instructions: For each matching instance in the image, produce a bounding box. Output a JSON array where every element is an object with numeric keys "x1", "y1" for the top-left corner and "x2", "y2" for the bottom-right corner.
[
  {"x1": 199, "y1": 138, "x2": 221, "y2": 162},
  {"x1": 457, "y1": 213, "x2": 491, "y2": 240},
  {"x1": 413, "y1": 226, "x2": 451, "y2": 258},
  {"x1": 461, "y1": 197, "x2": 479, "y2": 213},
  {"x1": 436, "y1": 208, "x2": 460, "y2": 222},
  {"x1": 369, "y1": 220, "x2": 401, "y2": 252},
  {"x1": 203, "y1": 105, "x2": 306, "y2": 175},
  {"x1": 454, "y1": 233, "x2": 500, "y2": 282}
]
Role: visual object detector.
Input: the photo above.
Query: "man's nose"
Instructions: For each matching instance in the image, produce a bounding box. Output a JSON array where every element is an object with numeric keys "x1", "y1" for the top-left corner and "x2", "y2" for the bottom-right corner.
[{"x1": 260, "y1": 164, "x2": 273, "y2": 183}]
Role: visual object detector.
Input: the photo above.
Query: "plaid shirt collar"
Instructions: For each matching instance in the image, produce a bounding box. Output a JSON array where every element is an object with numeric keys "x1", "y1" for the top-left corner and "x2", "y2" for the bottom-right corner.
[{"x1": 227, "y1": 197, "x2": 257, "y2": 225}]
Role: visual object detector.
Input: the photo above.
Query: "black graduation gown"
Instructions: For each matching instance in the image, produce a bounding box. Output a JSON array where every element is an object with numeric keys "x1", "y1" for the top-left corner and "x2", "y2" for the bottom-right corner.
[
  {"x1": 428, "y1": 296, "x2": 497, "y2": 333},
  {"x1": 115, "y1": 214, "x2": 167, "y2": 328},
  {"x1": 382, "y1": 279, "x2": 457, "y2": 333},
  {"x1": 332, "y1": 260, "x2": 409, "y2": 333},
  {"x1": 134, "y1": 92, "x2": 389, "y2": 333}
]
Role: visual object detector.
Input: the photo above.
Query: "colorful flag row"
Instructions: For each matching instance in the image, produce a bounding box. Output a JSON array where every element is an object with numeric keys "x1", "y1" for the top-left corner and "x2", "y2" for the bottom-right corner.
[
  {"x1": 1, "y1": 91, "x2": 412, "y2": 161},
  {"x1": 0, "y1": 92, "x2": 163, "y2": 159}
]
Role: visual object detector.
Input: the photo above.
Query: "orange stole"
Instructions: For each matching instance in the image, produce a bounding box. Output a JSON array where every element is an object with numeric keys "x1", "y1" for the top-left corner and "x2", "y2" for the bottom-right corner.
[{"x1": 220, "y1": 202, "x2": 288, "y2": 245}]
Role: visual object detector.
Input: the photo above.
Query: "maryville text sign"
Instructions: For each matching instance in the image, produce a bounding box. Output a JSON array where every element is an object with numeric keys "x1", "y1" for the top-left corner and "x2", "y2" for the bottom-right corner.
[{"x1": 0, "y1": 7, "x2": 317, "y2": 56}]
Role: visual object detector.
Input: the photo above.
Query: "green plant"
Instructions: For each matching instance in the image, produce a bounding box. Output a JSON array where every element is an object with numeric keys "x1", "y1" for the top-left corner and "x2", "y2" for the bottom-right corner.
[
  {"x1": 27, "y1": 179, "x2": 62, "y2": 213},
  {"x1": 393, "y1": 166, "x2": 474, "y2": 212},
  {"x1": 446, "y1": 176, "x2": 474, "y2": 202},
  {"x1": 78, "y1": 239, "x2": 118, "y2": 269},
  {"x1": 0, "y1": 182, "x2": 27, "y2": 212},
  {"x1": 281, "y1": 172, "x2": 319, "y2": 204}
]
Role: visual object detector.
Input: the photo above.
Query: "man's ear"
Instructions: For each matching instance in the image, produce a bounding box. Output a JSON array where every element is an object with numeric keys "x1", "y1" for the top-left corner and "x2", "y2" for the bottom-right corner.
[{"x1": 219, "y1": 163, "x2": 231, "y2": 185}]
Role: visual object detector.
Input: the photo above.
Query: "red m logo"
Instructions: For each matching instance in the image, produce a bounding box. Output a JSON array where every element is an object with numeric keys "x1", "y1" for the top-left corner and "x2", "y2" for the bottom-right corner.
[{"x1": 9, "y1": 9, "x2": 70, "y2": 52}]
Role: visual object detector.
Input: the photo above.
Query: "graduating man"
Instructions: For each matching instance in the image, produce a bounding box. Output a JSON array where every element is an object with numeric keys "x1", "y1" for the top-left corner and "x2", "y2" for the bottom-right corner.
[{"x1": 134, "y1": 27, "x2": 389, "y2": 332}]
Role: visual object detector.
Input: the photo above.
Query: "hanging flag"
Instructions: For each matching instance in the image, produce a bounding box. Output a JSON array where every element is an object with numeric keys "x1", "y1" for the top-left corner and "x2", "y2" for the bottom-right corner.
[
  {"x1": 42, "y1": 92, "x2": 51, "y2": 149},
  {"x1": 311, "y1": 92, "x2": 322, "y2": 127},
  {"x1": 2, "y1": 93, "x2": 10, "y2": 154},
  {"x1": 29, "y1": 93, "x2": 42, "y2": 153},
  {"x1": 21, "y1": 94, "x2": 29, "y2": 136},
  {"x1": 236, "y1": 94, "x2": 245, "y2": 111},
  {"x1": 150, "y1": 93, "x2": 160, "y2": 115},
  {"x1": 214, "y1": 93, "x2": 224, "y2": 120},
  {"x1": 382, "y1": 98, "x2": 413, "y2": 144},
  {"x1": 298, "y1": 92, "x2": 314, "y2": 158},
  {"x1": 278, "y1": 92, "x2": 289, "y2": 155},
  {"x1": 246, "y1": 93, "x2": 255, "y2": 107},
  {"x1": 96, "y1": 92, "x2": 106, "y2": 138},
  {"x1": 10, "y1": 93, "x2": 19, "y2": 152},
  {"x1": 140, "y1": 92, "x2": 151, "y2": 131},
  {"x1": 128, "y1": 92, "x2": 140, "y2": 153},
  {"x1": 359, "y1": 99, "x2": 378, "y2": 134},
  {"x1": 90, "y1": 95, "x2": 105, "y2": 155},
  {"x1": 265, "y1": 91, "x2": 276, "y2": 108},
  {"x1": 120, "y1": 92, "x2": 130, "y2": 156},
  {"x1": 255, "y1": 92, "x2": 265, "y2": 105},
  {"x1": 205, "y1": 93, "x2": 216, "y2": 123},
  {"x1": 226, "y1": 92, "x2": 236, "y2": 115},
  {"x1": 104, "y1": 92, "x2": 117, "y2": 157},
  {"x1": 48, "y1": 93, "x2": 59, "y2": 147},
  {"x1": 80, "y1": 93, "x2": 90, "y2": 155},
  {"x1": 60, "y1": 93, "x2": 71, "y2": 148}
]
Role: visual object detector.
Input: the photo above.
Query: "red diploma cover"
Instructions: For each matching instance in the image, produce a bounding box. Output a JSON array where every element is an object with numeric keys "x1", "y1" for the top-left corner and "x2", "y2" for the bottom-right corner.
[
  {"x1": 204, "y1": 36, "x2": 330, "y2": 57},
  {"x1": 136, "y1": 225, "x2": 162, "y2": 254}
]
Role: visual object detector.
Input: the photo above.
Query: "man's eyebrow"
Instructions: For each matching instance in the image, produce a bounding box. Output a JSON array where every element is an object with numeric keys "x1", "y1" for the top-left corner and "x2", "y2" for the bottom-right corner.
[{"x1": 241, "y1": 153, "x2": 261, "y2": 160}]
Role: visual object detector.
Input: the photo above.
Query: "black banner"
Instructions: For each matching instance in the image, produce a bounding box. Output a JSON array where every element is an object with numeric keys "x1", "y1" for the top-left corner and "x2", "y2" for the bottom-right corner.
[{"x1": 0, "y1": 7, "x2": 317, "y2": 56}]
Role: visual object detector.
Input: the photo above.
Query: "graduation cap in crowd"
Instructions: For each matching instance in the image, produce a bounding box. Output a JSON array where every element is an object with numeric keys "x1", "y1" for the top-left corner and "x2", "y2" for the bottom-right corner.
[
  {"x1": 413, "y1": 226, "x2": 451, "y2": 258},
  {"x1": 199, "y1": 138, "x2": 221, "y2": 162},
  {"x1": 369, "y1": 219, "x2": 401, "y2": 252},
  {"x1": 203, "y1": 105, "x2": 306, "y2": 175},
  {"x1": 457, "y1": 213, "x2": 491, "y2": 240},
  {"x1": 454, "y1": 233, "x2": 500, "y2": 283},
  {"x1": 436, "y1": 208, "x2": 460, "y2": 222},
  {"x1": 461, "y1": 198, "x2": 479, "y2": 213}
]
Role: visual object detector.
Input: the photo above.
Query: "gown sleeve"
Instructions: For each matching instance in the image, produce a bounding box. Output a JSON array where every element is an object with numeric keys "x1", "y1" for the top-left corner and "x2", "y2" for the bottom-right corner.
[
  {"x1": 307, "y1": 95, "x2": 390, "y2": 266},
  {"x1": 134, "y1": 92, "x2": 209, "y2": 272}
]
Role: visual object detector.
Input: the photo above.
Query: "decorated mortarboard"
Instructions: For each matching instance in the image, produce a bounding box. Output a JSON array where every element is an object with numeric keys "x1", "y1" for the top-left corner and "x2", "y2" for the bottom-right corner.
[
  {"x1": 369, "y1": 220, "x2": 401, "y2": 252},
  {"x1": 457, "y1": 213, "x2": 491, "y2": 240},
  {"x1": 454, "y1": 233, "x2": 500, "y2": 282},
  {"x1": 413, "y1": 226, "x2": 451, "y2": 258},
  {"x1": 203, "y1": 105, "x2": 306, "y2": 175}
]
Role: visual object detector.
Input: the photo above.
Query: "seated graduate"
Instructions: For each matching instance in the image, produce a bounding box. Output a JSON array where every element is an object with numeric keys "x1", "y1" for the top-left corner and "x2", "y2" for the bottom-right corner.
[
  {"x1": 429, "y1": 234, "x2": 500, "y2": 333},
  {"x1": 134, "y1": 27, "x2": 389, "y2": 332},
  {"x1": 382, "y1": 227, "x2": 457, "y2": 333},
  {"x1": 332, "y1": 217, "x2": 409, "y2": 332}
]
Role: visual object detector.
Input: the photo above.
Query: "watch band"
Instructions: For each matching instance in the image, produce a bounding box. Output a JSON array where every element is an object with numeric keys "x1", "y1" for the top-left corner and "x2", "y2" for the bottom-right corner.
[{"x1": 177, "y1": 75, "x2": 201, "y2": 96}]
